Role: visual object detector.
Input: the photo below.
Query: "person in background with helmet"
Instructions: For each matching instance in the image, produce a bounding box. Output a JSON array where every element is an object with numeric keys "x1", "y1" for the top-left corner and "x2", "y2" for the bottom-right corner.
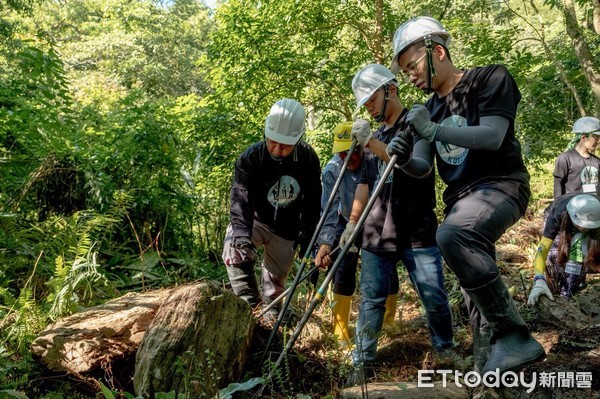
[
  {"x1": 314, "y1": 121, "x2": 397, "y2": 347},
  {"x1": 529, "y1": 193, "x2": 600, "y2": 305},
  {"x1": 388, "y1": 16, "x2": 545, "y2": 374},
  {"x1": 553, "y1": 117, "x2": 600, "y2": 199},
  {"x1": 346, "y1": 63, "x2": 455, "y2": 383},
  {"x1": 540, "y1": 116, "x2": 600, "y2": 291},
  {"x1": 221, "y1": 98, "x2": 322, "y2": 324}
]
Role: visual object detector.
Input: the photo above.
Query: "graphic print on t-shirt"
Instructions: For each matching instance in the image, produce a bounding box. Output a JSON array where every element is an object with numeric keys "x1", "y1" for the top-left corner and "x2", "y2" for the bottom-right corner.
[
  {"x1": 580, "y1": 165, "x2": 599, "y2": 193},
  {"x1": 436, "y1": 114, "x2": 469, "y2": 166},
  {"x1": 267, "y1": 176, "x2": 300, "y2": 208},
  {"x1": 375, "y1": 158, "x2": 393, "y2": 186}
]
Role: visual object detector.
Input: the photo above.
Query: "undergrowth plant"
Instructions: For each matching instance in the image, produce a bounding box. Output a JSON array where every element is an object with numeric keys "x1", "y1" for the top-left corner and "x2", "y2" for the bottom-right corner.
[
  {"x1": 96, "y1": 372, "x2": 264, "y2": 399},
  {"x1": 0, "y1": 193, "x2": 134, "y2": 389},
  {"x1": 171, "y1": 349, "x2": 221, "y2": 398}
]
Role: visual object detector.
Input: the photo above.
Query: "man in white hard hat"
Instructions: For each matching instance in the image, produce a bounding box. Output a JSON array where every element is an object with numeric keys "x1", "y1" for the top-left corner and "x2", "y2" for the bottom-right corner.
[
  {"x1": 554, "y1": 116, "x2": 600, "y2": 198},
  {"x1": 529, "y1": 193, "x2": 600, "y2": 305},
  {"x1": 346, "y1": 64, "x2": 455, "y2": 383},
  {"x1": 387, "y1": 16, "x2": 545, "y2": 374},
  {"x1": 222, "y1": 98, "x2": 322, "y2": 324}
]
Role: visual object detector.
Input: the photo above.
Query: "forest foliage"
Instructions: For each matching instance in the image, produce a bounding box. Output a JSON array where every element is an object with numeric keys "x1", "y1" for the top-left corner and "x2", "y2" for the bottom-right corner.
[{"x1": 0, "y1": 0, "x2": 599, "y2": 396}]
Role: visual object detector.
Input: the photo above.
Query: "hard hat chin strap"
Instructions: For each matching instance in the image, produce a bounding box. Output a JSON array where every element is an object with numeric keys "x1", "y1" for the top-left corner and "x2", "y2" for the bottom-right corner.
[
  {"x1": 263, "y1": 135, "x2": 302, "y2": 162},
  {"x1": 375, "y1": 84, "x2": 390, "y2": 123},
  {"x1": 423, "y1": 36, "x2": 436, "y2": 95}
]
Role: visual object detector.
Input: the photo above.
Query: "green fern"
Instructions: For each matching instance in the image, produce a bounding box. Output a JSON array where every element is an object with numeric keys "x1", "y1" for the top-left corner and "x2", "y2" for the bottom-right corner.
[
  {"x1": 0, "y1": 287, "x2": 16, "y2": 308},
  {"x1": 1, "y1": 194, "x2": 132, "y2": 352},
  {"x1": 0, "y1": 374, "x2": 28, "y2": 390},
  {"x1": 4, "y1": 288, "x2": 43, "y2": 349},
  {"x1": 46, "y1": 247, "x2": 108, "y2": 320},
  {"x1": 0, "y1": 389, "x2": 29, "y2": 398}
]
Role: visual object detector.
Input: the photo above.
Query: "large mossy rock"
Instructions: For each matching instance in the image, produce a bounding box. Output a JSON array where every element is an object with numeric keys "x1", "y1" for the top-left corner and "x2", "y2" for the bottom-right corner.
[{"x1": 133, "y1": 281, "x2": 255, "y2": 398}]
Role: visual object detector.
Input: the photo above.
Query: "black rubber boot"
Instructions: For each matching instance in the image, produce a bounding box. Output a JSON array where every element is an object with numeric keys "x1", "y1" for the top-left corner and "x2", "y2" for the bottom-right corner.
[
  {"x1": 465, "y1": 275, "x2": 545, "y2": 374},
  {"x1": 226, "y1": 261, "x2": 261, "y2": 309},
  {"x1": 462, "y1": 288, "x2": 491, "y2": 373},
  {"x1": 473, "y1": 325, "x2": 492, "y2": 373},
  {"x1": 262, "y1": 297, "x2": 297, "y2": 327}
]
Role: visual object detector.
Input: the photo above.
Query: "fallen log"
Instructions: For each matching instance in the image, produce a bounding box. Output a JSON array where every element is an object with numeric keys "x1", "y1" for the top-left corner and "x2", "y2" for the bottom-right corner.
[{"x1": 31, "y1": 288, "x2": 173, "y2": 374}]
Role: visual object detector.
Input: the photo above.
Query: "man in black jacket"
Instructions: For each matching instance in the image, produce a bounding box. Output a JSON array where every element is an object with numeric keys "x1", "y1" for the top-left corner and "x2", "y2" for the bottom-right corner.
[{"x1": 222, "y1": 98, "x2": 322, "y2": 322}]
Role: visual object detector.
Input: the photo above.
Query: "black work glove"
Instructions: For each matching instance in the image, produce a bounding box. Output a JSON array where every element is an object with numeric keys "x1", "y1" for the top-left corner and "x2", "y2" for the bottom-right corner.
[
  {"x1": 385, "y1": 130, "x2": 413, "y2": 166},
  {"x1": 232, "y1": 236, "x2": 255, "y2": 251}
]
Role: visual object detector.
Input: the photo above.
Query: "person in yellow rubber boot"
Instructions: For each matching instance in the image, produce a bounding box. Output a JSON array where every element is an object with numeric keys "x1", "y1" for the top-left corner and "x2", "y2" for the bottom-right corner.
[
  {"x1": 315, "y1": 122, "x2": 399, "y2": 347},
  {"x1": 529, "y1": 193, "x2": 600, "y2": 305},
  {"x1": 346, "y1": 64, "x2": 455, "y2": 384}
]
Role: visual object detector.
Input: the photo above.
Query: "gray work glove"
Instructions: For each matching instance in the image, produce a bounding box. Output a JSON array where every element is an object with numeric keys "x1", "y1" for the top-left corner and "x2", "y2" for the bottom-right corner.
[
  {"x1": 386, "y1": 131, "x2": 413, "y2": 166},
  {"x1": 232, "y1": 236, "x2": 254, "y2": 251},
  {"x1": 339, "y1": 222, "x2": 358, "y2": 253},
  {"x1": 351, "y1": 119, "x2": 373, "y2": 147},
  {"x1": 339, "y1": 223, "x2": 356, "y2": 247},
  {"x1": 406, "y1": 105, "x2": 439, "y2": 143},
  {"x1": 527, "y1": 278, "x2": 554, "y2": 305}
]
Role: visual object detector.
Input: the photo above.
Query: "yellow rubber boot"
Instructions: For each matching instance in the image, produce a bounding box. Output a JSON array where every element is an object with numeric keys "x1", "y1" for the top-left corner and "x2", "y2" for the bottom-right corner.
[
  {"x1": 383, "y1": 293, "x2": 398, "y2": 328},
  {"x1": 331, "y1": 294, "x2": 352, "y2": 346}
]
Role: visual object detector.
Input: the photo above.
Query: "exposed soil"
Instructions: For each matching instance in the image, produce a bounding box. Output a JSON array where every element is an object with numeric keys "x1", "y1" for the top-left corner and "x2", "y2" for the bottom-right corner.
[{"x1": 245, "y1": 203, "x2": 600, "y2": 398}]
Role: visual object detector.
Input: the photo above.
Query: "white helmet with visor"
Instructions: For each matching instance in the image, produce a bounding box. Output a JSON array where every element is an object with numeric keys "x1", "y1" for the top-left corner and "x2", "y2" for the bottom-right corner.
[
  {"x1": 567, "y1": 194, "x2": 600, "y2": 230},
  {"x1": 352, "y1": 64, "x2": 397, "y2": 109}
]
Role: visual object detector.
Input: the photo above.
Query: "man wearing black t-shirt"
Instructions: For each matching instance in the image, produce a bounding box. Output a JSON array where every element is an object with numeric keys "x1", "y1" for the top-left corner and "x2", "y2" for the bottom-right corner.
[
  {"x1": 388, "y1": 16, "x2": 545, "y2": 374},
  {"x1": 346, "y1": 64, "x2": 454, "y2": 381},
  {"x1": 222, "y1": 99, "x2": 321, "y2": 324}
]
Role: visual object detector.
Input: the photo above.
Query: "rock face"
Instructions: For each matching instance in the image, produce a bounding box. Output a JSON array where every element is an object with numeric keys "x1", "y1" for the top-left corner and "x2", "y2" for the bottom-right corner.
[
  {"x1": 31, "y1": 288, "x2": 172, "y2": 374},
  {"x1": 30, "y1": 281, "x2": 256, "y2": 399},
  {"x1": 133, "y1": 282, "x2": 255, "y2": 398}
]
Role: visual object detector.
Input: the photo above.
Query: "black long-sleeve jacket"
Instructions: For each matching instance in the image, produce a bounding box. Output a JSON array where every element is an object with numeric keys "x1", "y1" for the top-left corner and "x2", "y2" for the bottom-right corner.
[{"x1": 229, "y1": 140, "x2": 322, "y2": 242}]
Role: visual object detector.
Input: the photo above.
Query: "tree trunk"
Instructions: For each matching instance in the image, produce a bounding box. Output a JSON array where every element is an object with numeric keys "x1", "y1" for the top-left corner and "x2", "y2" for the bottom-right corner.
[{"x1": 563, "y1": 0, "x2": 600, "y2": 115}]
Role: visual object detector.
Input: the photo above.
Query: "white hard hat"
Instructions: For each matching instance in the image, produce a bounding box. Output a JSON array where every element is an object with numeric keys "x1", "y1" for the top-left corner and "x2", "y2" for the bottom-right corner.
[
  {"x1": 572, "y1": 116, "x2": 600, "y2": 135},
  {"x1": 264, "y1": 99, "x2": 306, "y2": 145},
  {"x1": 351, "y1": 64, "x2": 397, "y2": 110},
  {"x1": 391, "y1": 16, "x2": 451, "y2": 73},
  {"x1": 567, "y1": 194, "x2": 600, "y2": 229}
]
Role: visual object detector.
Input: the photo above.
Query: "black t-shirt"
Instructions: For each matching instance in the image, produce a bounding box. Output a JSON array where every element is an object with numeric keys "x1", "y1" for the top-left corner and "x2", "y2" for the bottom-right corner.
[
  {"x1": 357, "y1": 111, "x2": 438, "y2": 252},
  {"x1": 543, "y1": 193, "x2": 579, "y2": 240},
  {"x1": 426, "y1": 65, "x2": 530, "y2": 211}
]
